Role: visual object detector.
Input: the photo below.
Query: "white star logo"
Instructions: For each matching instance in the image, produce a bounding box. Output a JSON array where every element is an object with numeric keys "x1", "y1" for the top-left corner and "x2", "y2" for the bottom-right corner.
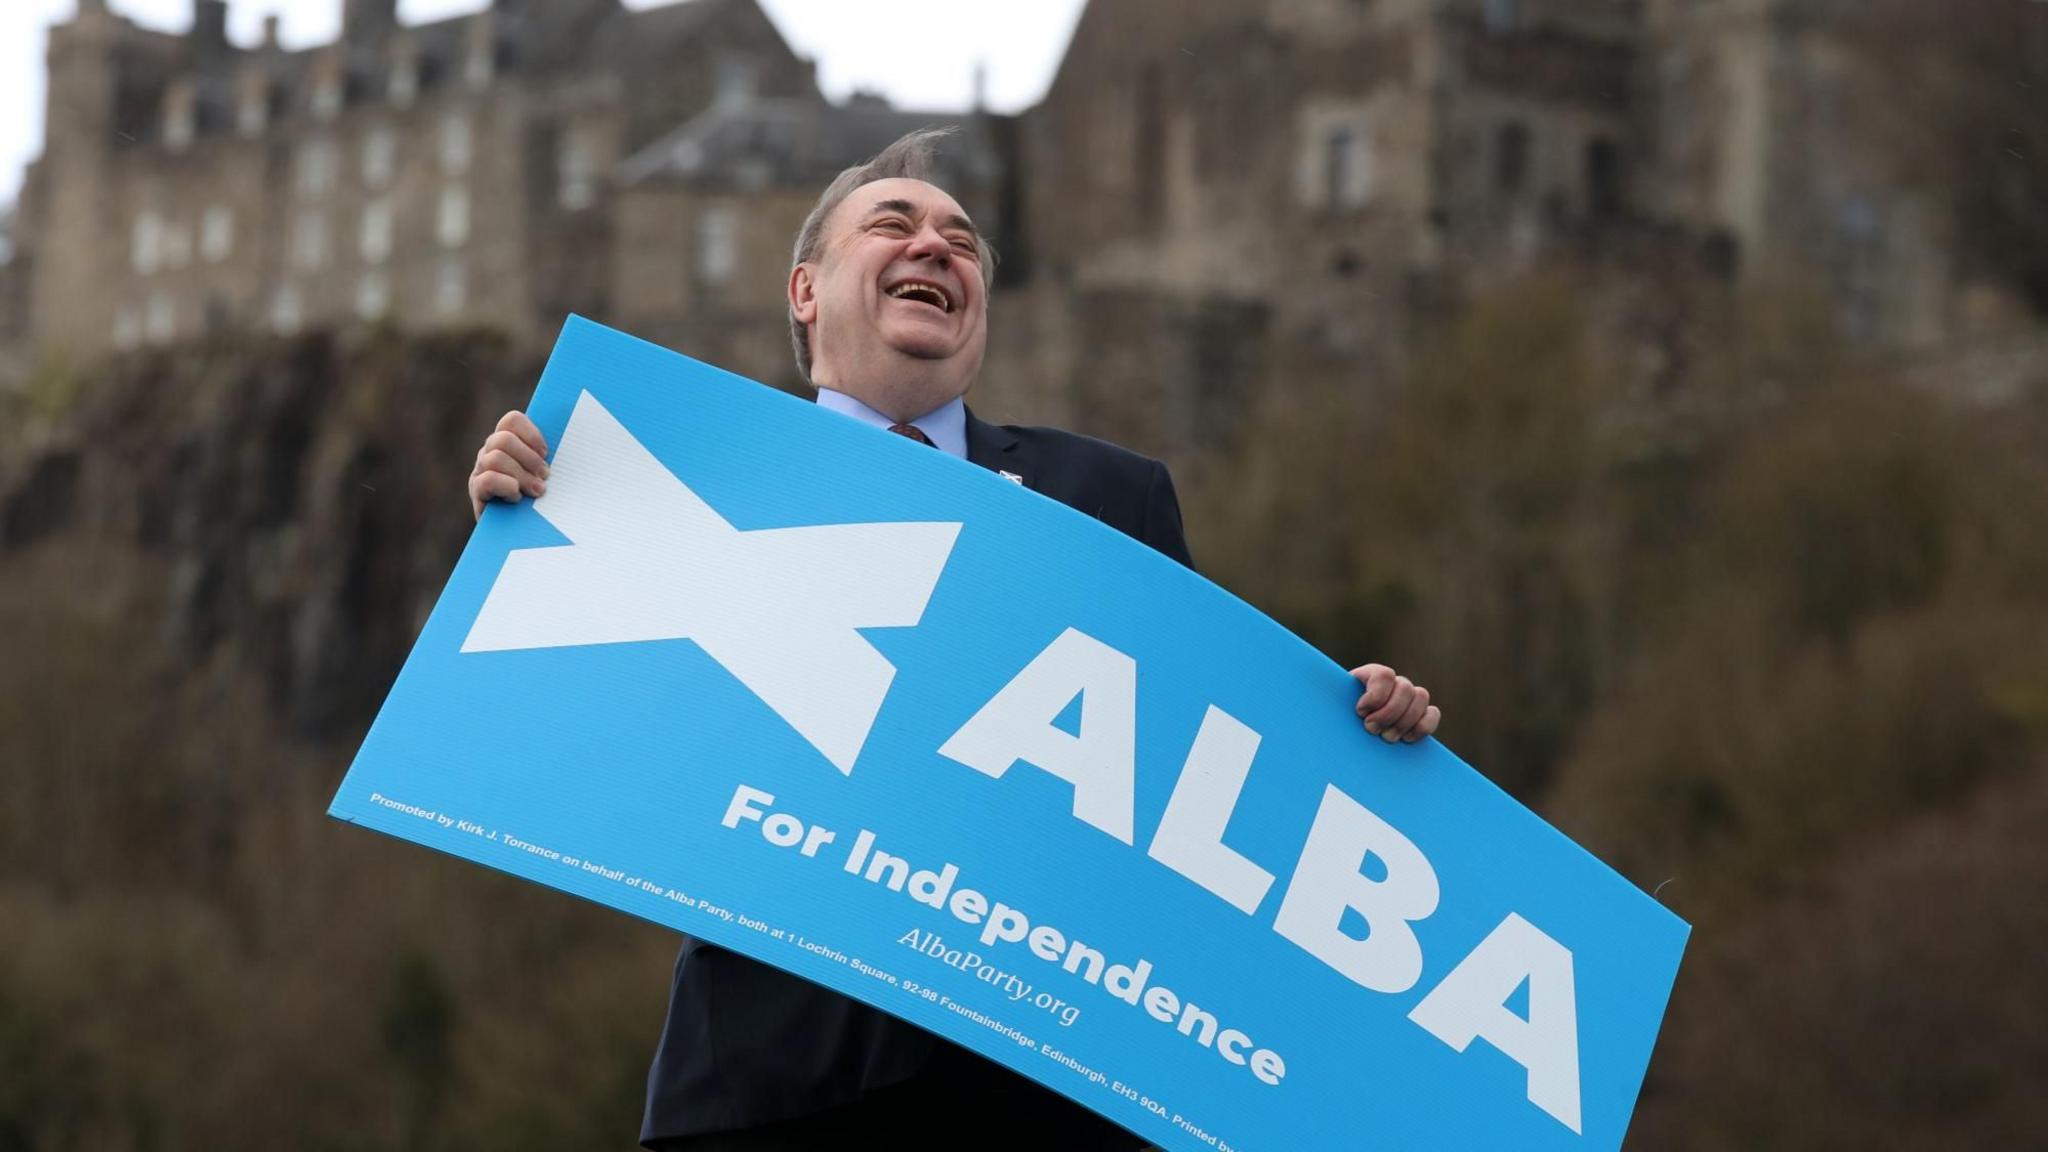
[{"x1": 462, "y1": 391, "x2": 962, "y2": 773}]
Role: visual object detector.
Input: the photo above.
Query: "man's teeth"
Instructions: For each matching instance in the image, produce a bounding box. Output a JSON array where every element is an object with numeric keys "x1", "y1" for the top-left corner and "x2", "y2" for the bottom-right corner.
[{"x1": 887, "y1": 283, "x2": 949, "y2": 311}]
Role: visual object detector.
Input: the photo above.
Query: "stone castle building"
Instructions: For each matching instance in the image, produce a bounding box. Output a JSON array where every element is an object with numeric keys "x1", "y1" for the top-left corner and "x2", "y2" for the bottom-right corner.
[
  {"x1": 978, "y1": 0, "x2": 2023, "y2": 449},
  {"x1": 3, "y1": 0, "x2": 2032, "y2": 431},
  {"x1": 981, "y1": 0, "x2": 1647, "y2": 444},
  {"x1": 10, "y1": 0, "x2": 822, "y2": 360}
]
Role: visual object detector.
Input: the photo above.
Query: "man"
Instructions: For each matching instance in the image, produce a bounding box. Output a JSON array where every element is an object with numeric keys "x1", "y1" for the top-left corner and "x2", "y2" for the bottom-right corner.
[{"x1": 467, "y1": 130, "x2": 1441, "y2": 1149}]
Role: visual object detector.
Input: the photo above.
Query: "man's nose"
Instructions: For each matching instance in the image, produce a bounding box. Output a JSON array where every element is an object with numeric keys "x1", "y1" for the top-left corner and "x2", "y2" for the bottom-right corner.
[{"x1": 904, "y1": 223, "x2": 952, "y2": 263}]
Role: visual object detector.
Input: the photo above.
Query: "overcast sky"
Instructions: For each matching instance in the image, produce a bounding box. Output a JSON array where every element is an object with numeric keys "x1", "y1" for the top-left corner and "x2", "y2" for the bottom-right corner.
[{"x1": 0, "y1": 0, "x2": 1086, "y2": 203}]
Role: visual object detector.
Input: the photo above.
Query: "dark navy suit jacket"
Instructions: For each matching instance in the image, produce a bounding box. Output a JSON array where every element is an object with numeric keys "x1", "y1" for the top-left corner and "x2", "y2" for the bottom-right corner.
[{"x1": 640, "y1": 410, "x2": 1192, "y2": 1148}]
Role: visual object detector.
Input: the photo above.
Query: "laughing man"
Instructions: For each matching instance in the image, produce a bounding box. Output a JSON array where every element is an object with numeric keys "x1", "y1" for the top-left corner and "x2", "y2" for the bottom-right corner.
[{"x1": 467, "y1": 129, "x2": 1441, "y2": 1150}]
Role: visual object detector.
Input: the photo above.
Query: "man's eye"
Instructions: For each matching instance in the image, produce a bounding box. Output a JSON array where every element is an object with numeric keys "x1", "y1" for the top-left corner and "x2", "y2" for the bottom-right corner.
[
  {"x1": 873, "y1": 218, "x2": 910, "y2": 234},
  {"x1": 949, "y1": 237, "x2": 977, "y2": 255}
]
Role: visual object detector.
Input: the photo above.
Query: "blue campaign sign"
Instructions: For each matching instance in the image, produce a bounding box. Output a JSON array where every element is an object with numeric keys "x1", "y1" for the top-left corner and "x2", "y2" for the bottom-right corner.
[{"x1": 330, "y1": 316, "x2": 1688, "y2": 1151}]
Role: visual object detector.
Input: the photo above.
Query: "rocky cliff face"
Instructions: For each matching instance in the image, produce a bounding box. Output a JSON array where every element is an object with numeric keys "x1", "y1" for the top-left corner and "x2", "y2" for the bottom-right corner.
[
  {"x1": 0, "y1": 330, "x2": 677, "y2": 1150},
  {"x1": 3, "y1": 331, "x2": 538, "y2": 739}
]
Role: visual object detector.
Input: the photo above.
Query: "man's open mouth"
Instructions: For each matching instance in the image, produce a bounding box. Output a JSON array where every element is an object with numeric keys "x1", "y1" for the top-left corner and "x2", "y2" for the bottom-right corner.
[{"x1": 885, "y1": 280, "x2": 954, "y2": 313}]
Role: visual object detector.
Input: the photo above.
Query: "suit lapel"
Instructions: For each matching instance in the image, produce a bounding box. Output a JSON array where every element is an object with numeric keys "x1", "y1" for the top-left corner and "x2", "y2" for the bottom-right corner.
[{"x1": 965, "y1": 407, "x2": 1030, "y2": 490}]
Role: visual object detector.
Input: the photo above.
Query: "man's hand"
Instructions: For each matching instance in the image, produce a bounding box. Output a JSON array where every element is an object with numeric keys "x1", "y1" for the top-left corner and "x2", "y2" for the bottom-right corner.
[
  {"x1": 1351, "y1": 664, "x2": 1441, "y2": 743},
  {"x1": 468, "y1": 410, "x2": 550, "y2": 521}
]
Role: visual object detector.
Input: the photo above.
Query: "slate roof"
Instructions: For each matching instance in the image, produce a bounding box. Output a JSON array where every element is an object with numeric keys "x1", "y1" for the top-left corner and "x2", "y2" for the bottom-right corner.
[
  {"x1": 618, "y1": 96, "x2": 1002, "y2": 191},
  {"x1": 166, "y1": 0, "x2": 729, "y2": 138}
]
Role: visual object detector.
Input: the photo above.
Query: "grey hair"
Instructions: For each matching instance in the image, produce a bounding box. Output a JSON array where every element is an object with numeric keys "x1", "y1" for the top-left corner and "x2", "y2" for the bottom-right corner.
[{"x1": 789, "y1": 127, "x2": 998, "y2": 383}]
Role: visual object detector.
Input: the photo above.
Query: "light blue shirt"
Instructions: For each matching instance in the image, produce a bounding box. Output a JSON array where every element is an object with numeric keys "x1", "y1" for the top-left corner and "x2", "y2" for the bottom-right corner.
[{"x1": 814, "y1": 388, "x2": 968, "y2": 460}]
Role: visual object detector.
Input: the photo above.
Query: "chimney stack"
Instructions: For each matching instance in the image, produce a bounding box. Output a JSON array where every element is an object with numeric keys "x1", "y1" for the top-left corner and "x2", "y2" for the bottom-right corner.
[
  {"x1": 261, "y1": 14, "x2": 281, "y2": 49},
  {"x1": 342, "y1": 0, "x2": 400, "y2": 43},
  {"x1": 192, "y1": 1, "x2": 229, "y2": 54}
]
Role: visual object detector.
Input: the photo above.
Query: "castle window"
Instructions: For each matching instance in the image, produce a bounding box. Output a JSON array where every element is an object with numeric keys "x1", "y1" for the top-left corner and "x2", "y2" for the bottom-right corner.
[
  {"x1": 271, "y1": 285, "x2": 302, "y2": 335},
  {"x1": 558, "y1": 129, "x2": 597, "y2": 211},
  {"x1": 202, "y1": 205, "x2": 234, "y2": 262},
  {"x1": 697, "y1": 206, "x2": 737, "y2": 284},
  {"x1": 164, "y1": 88, "x2": 195, "y2": 152},
  {"x1": 465, "y1": 38, "x2": 495, "y2": 89},
  {"x1": 435, "y1": 259, "x2": 467, "y2": 314},
  {"x1": 312, "y1": 71, "x2": 343, "y2": 121},
  {"x1": 360, "y1": 199, "x2": 394, "y2": 264},
  {"x1": 1495, "y1": 121, "x2": 1530, "y2": 195},
  {"x1": 293, "y1": 211, "x2": 329, "y2": 271},
  {"x1": 1585, "y1": 136, "x2": 1623, "y2": 220},
  {"x1": 437, "y1": 185, "x2": 470, "y2": 248},
  {"x1": 363, "y1": 126, "x2": 397, "y2": 189},
  {"x1": 1325, "y1": 127, "x2": 1374, "y2": 210},
  {"x1": 238, "y1": 86, "x2": 268, "y2": 137},
  {"x1": 145, "y1": 293, "x2": 176, "y2": 344},
  {"x1": 1835, "y1": 194, "x2": 1885, "y2": 342},
  {"x1": 440, "y1": 113, "x2": 472, "y2": 175},
  {"x1": 389, "y1": 58, "x2": 418, "y2": 108},
  {"x1": 132, "y1": 211, "x2": 163, "y2": 275},
  {"x1": 357, "y1": 272, "x2": 391, "y2": 320},
  {"x1": 1134, "y1": 63, "x2": 1164, "y2": 222},
  {"x1": 113, "y1": 306, "x2": 140, "y2": 349},
  {"x1": 297, "y1": 140, "x2": 337, "y2": 197}
]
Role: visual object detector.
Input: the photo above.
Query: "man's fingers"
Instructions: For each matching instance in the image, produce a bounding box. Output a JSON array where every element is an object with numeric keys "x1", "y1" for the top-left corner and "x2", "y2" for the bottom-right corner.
[
  {"x1": 475, "y1": 448, "x2": 543, "y2": 496},
  {"x1": 469, "y1": 469, "x2": 522, "y2": 513},
  {"x1": 468, "y1": 412, "x2": 546, "y2": 522},
  {"x1": 1351, "y1": 664, "x2": 1395, "y2": 718},
  {"x1": 1387, "y1": 686, "x2": 1430, "y2": 742},
  {"x1": 468, "y1": 413, "x2": 546, "y2": 520},
  {"x1": 1404, "y1": 705, "x2": 1442, "y2": 743},
  {"x1": 1349, "y1": 663, "x2": 1441, "y2": 744},
  {"x1": 477, "y1": 448, "x2": 547, "y2": 497},
  {"x1": 484, "y1": 429, "x2": 550, "y2": 480},
  {"x1": 495, "y1": 409, "x2": 549, "y2": 459},
  {"x1": 1365, "y1": 675, "x2": 1414, "y2": 732}
]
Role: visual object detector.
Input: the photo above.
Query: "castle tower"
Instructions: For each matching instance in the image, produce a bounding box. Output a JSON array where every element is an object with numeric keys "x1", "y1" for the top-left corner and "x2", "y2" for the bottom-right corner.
[{"x1": 30, "y1": 1, "x2": 122, "y2": 358}]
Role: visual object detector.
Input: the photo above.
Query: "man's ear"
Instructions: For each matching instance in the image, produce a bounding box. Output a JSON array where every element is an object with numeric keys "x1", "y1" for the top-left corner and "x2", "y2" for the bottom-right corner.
[{"x1": 789, "y1": 263, "x2": 818, "y2": 325}]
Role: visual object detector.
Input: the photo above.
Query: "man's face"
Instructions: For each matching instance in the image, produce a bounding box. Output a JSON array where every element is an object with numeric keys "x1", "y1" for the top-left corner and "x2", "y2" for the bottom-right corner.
[{"x1": 790, "y1": 177, "x2": 988, "y2": 420}]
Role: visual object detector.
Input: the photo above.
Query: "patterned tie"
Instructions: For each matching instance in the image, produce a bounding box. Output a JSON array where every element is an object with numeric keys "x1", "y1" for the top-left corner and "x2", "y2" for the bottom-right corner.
[{"x1": 887, "y1": 423, "x2": 935, "y2": 448}]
